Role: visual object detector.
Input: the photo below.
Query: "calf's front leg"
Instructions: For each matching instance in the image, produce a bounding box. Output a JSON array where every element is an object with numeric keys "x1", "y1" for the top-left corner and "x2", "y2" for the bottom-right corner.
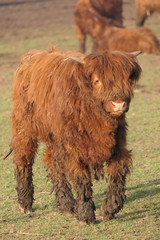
[
  {"x1": 73, "y1": 168, "x2": 96, "y2": 223},
  {"x1": 101, "y1": 150, "x2": 132, "y2": 220}
]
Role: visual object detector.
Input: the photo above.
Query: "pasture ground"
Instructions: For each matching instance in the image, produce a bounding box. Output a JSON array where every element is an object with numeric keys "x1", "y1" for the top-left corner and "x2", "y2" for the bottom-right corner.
[{"x1": 0, "y1": 0, "x2": 160, "y2": 239}]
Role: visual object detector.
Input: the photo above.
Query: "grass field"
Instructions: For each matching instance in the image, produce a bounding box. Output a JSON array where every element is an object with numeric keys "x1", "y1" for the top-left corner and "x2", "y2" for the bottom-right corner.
[{"x1": 0, "y1": 1, "x2": 160, "y2": 239}]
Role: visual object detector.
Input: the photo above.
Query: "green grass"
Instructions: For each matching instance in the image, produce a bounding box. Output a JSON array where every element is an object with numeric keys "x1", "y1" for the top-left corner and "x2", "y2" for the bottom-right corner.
[{"x1": 0, "y1": 12, "x2": 160, "y2": 240}]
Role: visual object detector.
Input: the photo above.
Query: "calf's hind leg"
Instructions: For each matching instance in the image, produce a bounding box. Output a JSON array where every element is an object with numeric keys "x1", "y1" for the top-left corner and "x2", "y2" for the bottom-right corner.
[
  {"x1": 12, "y1": 123, "x2": 38, "y2": 213},
  {"x1": 43, "y1": 147, "x2": 75, "y2": 214}
]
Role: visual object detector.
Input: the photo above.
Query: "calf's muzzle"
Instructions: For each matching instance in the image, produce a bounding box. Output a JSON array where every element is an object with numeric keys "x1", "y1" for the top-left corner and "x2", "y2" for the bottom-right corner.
[
  {"x1": 111, "y1": 101, "x2": 128, "y2": 113},
  {"x1": 104, "y1": 100, "x2": 129, "y2": 117}
]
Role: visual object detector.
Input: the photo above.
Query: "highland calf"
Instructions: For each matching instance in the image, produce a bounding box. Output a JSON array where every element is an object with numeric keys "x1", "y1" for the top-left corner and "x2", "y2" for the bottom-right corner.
[
  {"x1": 97, "y1": 26, "x2": 160, "y2": 54},
  {"x1": 74, "y1": 0, "x2": 123, "y2": 53},
  {"x1": 136, "y1": 0, "x2": 160, "y2": 26},
  {"x1": 11, "y1": 48, "x2": 141, "y2": 223}
]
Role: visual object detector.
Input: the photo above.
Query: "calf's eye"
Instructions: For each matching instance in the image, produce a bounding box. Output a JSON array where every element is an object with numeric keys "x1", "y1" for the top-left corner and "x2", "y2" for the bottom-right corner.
[
  {"x1": 93, "y1": 79, "x2": 102, "y2": 87},
  {"x1": 94, "y1": 79, "x2": 99, "y2": 84}
]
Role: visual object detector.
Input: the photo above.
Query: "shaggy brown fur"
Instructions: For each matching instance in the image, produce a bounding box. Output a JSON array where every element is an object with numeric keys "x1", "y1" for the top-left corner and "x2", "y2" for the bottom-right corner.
[
  {"x1": 74, "y1": 0, "x2": 123, "y2": 53},
  {"x1": 11, "y1": 48, "x2": 141, "y2": 223},
  {"x1": 97, "y1": 26, "x2": 160, "y2": 54},
  {"x1": 135, "y1": 0, "x2": 160, "y2": 26}
]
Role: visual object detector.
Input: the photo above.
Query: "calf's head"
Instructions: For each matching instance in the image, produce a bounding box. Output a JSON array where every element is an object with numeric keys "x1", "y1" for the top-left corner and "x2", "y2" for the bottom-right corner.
[{"x1": 71, "y1": 50, "x2": 142, "y2": 118}]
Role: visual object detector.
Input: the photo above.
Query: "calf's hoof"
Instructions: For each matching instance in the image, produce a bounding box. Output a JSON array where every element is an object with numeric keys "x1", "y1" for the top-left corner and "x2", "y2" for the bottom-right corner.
[
  {"x1": 18, "y1": 203, "x2": 33, "y2": 213},
  {"x1": 75, "y1": 199, "x2": 96, "y2": 224}
]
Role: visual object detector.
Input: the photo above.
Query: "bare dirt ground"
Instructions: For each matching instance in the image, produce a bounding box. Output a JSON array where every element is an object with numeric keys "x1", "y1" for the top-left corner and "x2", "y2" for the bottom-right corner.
[{"x1": 0, "y1": 0, "x2": 76, "y2": 38}]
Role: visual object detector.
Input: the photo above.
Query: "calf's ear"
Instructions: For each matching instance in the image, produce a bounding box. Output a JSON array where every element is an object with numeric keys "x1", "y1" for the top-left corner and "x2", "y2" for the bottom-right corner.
[
  {"x1": 131, "y1": 51, "x2": 142, "y2": 57},
  {"x1": 63, "y1": 56, "x2": 85, "y2": 64}
]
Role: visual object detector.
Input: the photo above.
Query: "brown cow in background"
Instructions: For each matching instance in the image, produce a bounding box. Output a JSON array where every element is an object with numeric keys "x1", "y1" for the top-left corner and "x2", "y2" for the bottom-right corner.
[
  {"x1": 136, "y1": 0, "x2": 160, "y2": 26},
  {"x1": 74, "y1": 0, "x2": 123, "y2": 53},
  {"x1": 97, "y1": 26, "x2": 160, "y2": 54},
  {"x1": 90, "y1": 0, "x2": 123, "y2": 24},
  {"x1": 11, "y1": 48, "x2": 141, "y2": 223}
]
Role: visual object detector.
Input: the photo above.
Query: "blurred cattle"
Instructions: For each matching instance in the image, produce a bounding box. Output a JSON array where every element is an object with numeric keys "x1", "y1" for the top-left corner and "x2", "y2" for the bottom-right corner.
[
  {"x1": 90, "y1": 0, "x2": 123, "y2": 24},
  {"x1": 11, "y1": 48, "x2": 141, "y2": 223},
  {"x1": 97, "y1": 26, "x2": 160, "y2": 54},
  {"x1": 135, "y1": 0, "x2": 160, "y2": 26},
  {"x1": 74, "y1": 0, "x2": 123, "y2": 53}
]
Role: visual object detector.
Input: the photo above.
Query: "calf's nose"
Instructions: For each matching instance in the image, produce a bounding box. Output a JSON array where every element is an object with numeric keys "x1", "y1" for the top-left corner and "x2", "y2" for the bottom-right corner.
[{"x1": 111, "y1": 101, "x2": 128, "y2": 112}]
